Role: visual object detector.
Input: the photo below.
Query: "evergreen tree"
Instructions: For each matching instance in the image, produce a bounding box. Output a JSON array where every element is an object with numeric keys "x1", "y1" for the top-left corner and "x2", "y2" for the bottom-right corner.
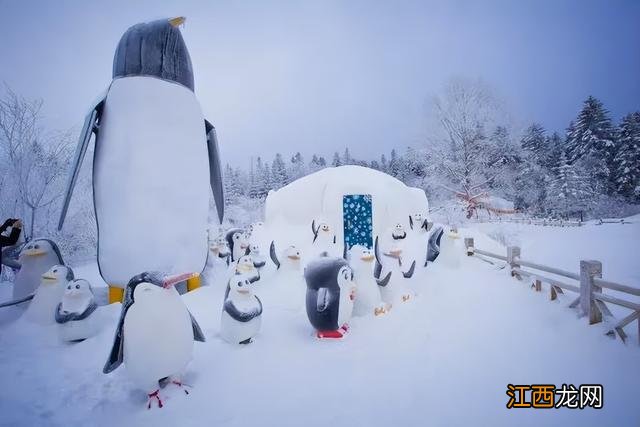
[
  {"x1": 289, "y1": 152, "x2": 305, "y2": 180},
  {"x1": 343, "y1": 148, "x2": 352, "y2": 165},
  {"x1": 331, "y1": 151, "x2": 342, "y2": 167},
  {"x1": 271, "y1": 153, "x2": 288, "y2": 189},
  {"x1": 566, "y1": 96, "x2": 616, "y2": 191},
  {"x1": 614, "y1": 112, "x2": 640, "y2": 200},
  {"x1": 546, "y1": 132, "x2": 564, "y2": 171},
  {"x1": 380, "y1": 154, "x2": 388, "y2": 173},
  {"x1": 521, "y1": 123, "x2": 548, "y2": 163},
  {"x1": 317, "y1": 156, "x2": 327, "y2": 167},
  {"x1": 549, "y1": 151, "x2": 591, "y2": 217}
]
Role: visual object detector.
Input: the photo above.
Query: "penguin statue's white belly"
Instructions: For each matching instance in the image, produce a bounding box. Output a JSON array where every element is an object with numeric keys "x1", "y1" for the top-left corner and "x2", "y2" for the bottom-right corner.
[
  {"x1": 352, "y1": 267, "x2": 383, "y2": 316},
  {"x1": 439, "y1": 236, "x2": 461, "y2": 269},
  {"x1": 24, "y1": 284, "x2": 64, "y2": 324},
  {"x1": 58, "y1": 314, "x2": 100, "y2": 342},
  {"x1": 220, "y1": 297, "x2": 262, "y2": 344},
  {"x1": 123, "y1": 291, "x2": 193, "y2": 390},
  {"x1": 337, "y1": 288, "x2": 354, "y2": 327},
  {"x1": 94, "y1": 76, "x2": 210, "y2": 285}
]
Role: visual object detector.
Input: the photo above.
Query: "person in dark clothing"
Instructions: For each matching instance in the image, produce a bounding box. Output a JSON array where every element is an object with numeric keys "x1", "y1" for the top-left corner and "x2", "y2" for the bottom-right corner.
[{"x1": 0, "y1": 218, "x2": 23, "y2": 276}]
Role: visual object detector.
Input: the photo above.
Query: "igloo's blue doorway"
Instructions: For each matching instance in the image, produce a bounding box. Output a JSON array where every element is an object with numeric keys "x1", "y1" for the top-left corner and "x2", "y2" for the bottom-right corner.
[{"x1": 342, "y1": 194, "x2": 373, "y2": 249}]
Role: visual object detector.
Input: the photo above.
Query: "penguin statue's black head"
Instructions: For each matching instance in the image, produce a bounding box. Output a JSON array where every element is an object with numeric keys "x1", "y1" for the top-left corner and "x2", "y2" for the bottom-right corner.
[
  {"x1": 304, "y1": 257, "x2": 352, "y2": 291},
  {"x1": 113, "y1": 17, "x2": 194, "y2": 91}
]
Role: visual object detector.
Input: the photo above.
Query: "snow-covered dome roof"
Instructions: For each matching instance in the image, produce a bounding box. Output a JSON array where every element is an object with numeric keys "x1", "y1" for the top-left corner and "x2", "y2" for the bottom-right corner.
[{"x1": 265, "y1": 165, "x2": 429, "y2": 241}]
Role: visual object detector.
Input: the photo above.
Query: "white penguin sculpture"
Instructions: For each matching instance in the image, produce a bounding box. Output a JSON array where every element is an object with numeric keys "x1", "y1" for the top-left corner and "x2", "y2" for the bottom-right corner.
[
  {"x1": 311, "y1": 219, "x2": 338, "y2": 257},
  {"x1": 266, "y1": 242, "x2": 306, "y2": 310},
  {"x1": 23, "y1": 264, "x2": 73, "y2": 325},
  {"x1": 58, "y1": 17, "x2": 225, "y2": 303},
  {"x1": 234, "y1": 255, "x2": 260, "y2": 284},
  {"x1": 348, "y1": 245, "x2": 390, "y2": 317},
  {"x1": 220, "y1": 275, "x2": 263, "y2": 344},
  {"x1": 13, "y1": 239, "x2": 64, "y2": 301},
  {"x1": 438, "y1": 227, "x2": 463, "y2": 269},
  {"x1": 55, "y1": 279, "x2": 100, "y2": 342},
  {"x1": 103, "y1": 272, "x2": 206, "y2": 409},
  {"x1": 373, "y1": 235, "x2": 415, "y2": 306}
]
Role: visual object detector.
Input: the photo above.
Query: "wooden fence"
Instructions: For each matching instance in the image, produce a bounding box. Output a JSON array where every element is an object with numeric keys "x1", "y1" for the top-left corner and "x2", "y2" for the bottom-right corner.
[
  {"x1": 478, "y1": 217, "x2": 583, "y2": 227},
  {"x1": 464, "y1": 237, "x2": 640, "y2": 345}
]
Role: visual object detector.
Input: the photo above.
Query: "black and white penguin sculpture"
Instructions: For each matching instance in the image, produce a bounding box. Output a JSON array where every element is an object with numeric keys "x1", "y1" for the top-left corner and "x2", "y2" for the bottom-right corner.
[
  {"x1": 234, "y1": 255, "x2": 260, "y2": 284},
  {"x1": 311, "y1": 219, "x2": 338, "y2": 257},
  {"x1": 220, "y1": 275, "x2": 262, "y2": 344},
  {"x1": 304, "y1": 256, "x2": 356, "y2": 339},
  {"x1": 409, "y1": 213, "x2": 432, "y2": 233},
  {"x1": 374, "y1": 236, "x2": 415, "y2": 305},
  {"x1": 13, "y1": 239, "x2": 64, "y2": 301},
  {"x1": 248, "y1": 243, "x2": 267, "y2": 271},
  {"x1": 103, "y1": 271, "x2": 205, "y2": 409},
  {"x1": 24, "y1": 264, "x2": 73, "y2": 325},
  {"x1": 348, "y1": 245, "x2": 390, "y2": 317},
  {"x1": 226, "y1": 228, "x2": 250, "y2": 263},
  {"x1": 55, "y1": 279, "x2": 100, "y2": 342},
  {"x1": 58, "y1": 17, "x2": 224, "y2": 303}
]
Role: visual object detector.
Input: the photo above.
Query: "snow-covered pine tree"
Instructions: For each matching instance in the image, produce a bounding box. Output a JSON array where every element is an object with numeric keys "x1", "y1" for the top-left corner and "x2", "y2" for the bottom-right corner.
[
  {"x1": 566, "y1": 96, "x2": 616, "y2": 191},
  {"x1": 289, "y1": 152, "x2": 306, "y2": 181},
  {"x1": 613, "y1": 112, "x2": 640, "y2": 201},
  {"x1": 271, "y1": 153, "x2": 288, "y2": 190},
  {"x1": 331, "y1": 151, "x2": 342, "y2": 167},
  {"x1": 343, "y1": 148, "x2": 352, "y2": 165},
  {"x1": 520, "y1": 123, "x2": 548, "y2": 164},
  {"x1": 549, "y1": 151, "x2": 591, "y2": 218}
]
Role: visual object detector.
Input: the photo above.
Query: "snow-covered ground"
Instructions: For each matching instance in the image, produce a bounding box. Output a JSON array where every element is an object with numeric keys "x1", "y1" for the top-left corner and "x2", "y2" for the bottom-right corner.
[{"x1": 0, "y1": 220, "x2": 638, "y2": 426}]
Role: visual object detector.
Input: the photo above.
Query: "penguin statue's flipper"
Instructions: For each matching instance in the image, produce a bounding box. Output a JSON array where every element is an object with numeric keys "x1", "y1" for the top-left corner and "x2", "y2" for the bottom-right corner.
[
  {"x1": 223, "y1": 299, "x2": 262, "y2": 322},
  {"x1": 103, "y1": 289, "x2": 131, "y2": 373},
  {"x1": 425, "y1": 226, "x2": 444, "y2": 265},
  {"x1": 253, "y1": 260, "x2": 266, "y2": 269},
  {"x1": 376, "y1": 271, "x2": 392, "y2": 287},
  {"x1": 333, "y1": 235, "x2": 336, "y2": 244},
  {"x1": 342, "y1": 244, "x2": 348, "y2": 260},
  {"x1": 0, "y1": 293, "x2": 34, "y2": 308},
  {"x1": 54, "y1": 301, "x2": 98, "y2": 323},
  {"x1": 205, "y1": 120, "x2": 224, "y2": 224},
  {"x1": 311, "y1": 220, "x2": 318, "y2": 243},
  {"x1": 373, "y1": 236, "x2": 382, "y2": 279},
  {"x1": 403, "y1": 260, "x2": 416, "y2": 279},
  {"x1": 58, "y1": 96, "x2": 105, "y2": 230},
  {"x1": 409, "y1": 215, "x2": 414, "y2": 230},
  {"x1": 269, "y1": 241, "x2": 280, "y2": 269},
  {"x1": 189, "y1": 311, "x2": 206, "y2": 342},
  {"x1": 316, "y1": 287, "x2": 336, "y2": 312}
]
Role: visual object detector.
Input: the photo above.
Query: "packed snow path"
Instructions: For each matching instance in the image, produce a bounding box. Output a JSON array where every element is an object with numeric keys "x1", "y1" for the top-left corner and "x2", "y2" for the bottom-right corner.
[{"x1": 0, "y1": 252, "x2": 637, "y2": 426}]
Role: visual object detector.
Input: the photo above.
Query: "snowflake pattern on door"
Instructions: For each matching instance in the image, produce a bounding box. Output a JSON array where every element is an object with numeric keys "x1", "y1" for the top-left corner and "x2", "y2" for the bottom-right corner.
[{"x1": 343, "y1": 194, "x2": 373, "y2": 249}]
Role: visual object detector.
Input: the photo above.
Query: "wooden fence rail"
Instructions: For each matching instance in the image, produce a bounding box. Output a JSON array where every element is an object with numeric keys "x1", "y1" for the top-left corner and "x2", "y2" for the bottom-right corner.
[{"x1": 464, "y1": 237, "x2": 640, "y2": 345}]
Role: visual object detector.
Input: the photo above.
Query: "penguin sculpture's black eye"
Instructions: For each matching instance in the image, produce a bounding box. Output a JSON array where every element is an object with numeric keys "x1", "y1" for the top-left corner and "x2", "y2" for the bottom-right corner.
[
  {"x1": 67, "y1": 285, "x2": 71, "y2": 290},
  {"x1": 34, "y1": 244, "x2": 40, "y2": 249},
  {"x1": 76, "y1": 284, "x2": 80, "y2": 289},
  {"x1": 53, "y1": 269, "x2": 58, "y2": 273}
]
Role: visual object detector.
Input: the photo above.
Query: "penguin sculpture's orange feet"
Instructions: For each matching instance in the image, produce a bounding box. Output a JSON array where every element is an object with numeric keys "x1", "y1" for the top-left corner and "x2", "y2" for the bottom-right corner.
[
  {"x1": 147, "y1": 390, "x2": 164, "y2": 409},
  {"x1": 374, "y1": 306, "x2": 386, "y2": 316},
  {"x1": 172, "y1": 380, "x2": 191, "y2": 395},
  {"x1": 340, "y1": 324, "x2": 349, "y2": 333},
  {"x1": 402, "y1": 295, "x2": 411, "y2": 302},
  {"x1": 316, "y1": 330, "x2": 344, "y2": 339}
]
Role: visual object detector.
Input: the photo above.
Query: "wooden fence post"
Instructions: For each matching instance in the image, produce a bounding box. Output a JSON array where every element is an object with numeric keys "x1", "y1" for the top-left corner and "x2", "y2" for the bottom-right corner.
[
  {"x1": 507, "y1": 246, "x2": 521, "y2": 279},
  {"x1": 580, "y1": 260, "x2": 603, "y2": 325},
  {"x1": 464, "y1": 238, "x2": 474, "y2": 256}
]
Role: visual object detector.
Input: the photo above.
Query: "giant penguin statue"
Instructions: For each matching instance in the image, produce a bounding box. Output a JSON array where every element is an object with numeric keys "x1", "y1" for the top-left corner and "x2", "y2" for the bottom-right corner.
[
  {"x1": 57, "y1": 17, "x2": 224, "y2": 303},
  {"x1": 23, "y1": 265, "x2": 73, "y2": 325}
]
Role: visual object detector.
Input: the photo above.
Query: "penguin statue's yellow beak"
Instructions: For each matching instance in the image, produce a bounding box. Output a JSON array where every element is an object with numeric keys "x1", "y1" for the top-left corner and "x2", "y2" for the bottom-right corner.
[
  {"x1": 169, "y1": 17, "x2": 186, "y2": 27},
  {"x1": 24, "y1": 249, "x2": 46, "y2": 257},
  {"x1": 41, "y1": 273, "x2": 57, "y2": 282}
]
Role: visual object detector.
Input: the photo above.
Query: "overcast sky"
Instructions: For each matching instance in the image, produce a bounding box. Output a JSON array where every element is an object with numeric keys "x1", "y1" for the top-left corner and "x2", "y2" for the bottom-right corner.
[{"x1": 1, "y1": 0, "x2": 638, "y2": 166}]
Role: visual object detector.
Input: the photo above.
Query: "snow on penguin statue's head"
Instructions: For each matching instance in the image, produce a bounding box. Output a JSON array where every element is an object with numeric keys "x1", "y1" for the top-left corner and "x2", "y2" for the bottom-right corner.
[{"x1": 57, "y1": 17, "x2": 225, "y2": 304}]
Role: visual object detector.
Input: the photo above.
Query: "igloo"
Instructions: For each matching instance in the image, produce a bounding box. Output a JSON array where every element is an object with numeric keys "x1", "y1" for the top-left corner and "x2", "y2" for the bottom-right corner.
[{"x1": 264, "y1": 166, "x2": 429, "y2": 249}]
